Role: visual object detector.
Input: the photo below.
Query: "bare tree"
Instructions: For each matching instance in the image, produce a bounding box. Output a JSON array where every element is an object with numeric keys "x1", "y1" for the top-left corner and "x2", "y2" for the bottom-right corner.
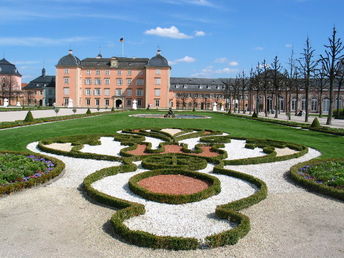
[
  {"x1": 298, "y1": 37, "x2": 318, "y2": 122},
  {"x1": 335, "y1": 59, "x2": 344, "y2": 117},
  {"x1": 320, "y1": 27, "x2": 344, "y2": 125},
  {"x1": 271, "y1": 56, "x2": 282, "y2": 118},
  {"x1": 222, "y1": 78, "x2": 234, "y2": 112},
  {"x1": 253, "y1": 62, "x2": 263, "y2": 116},
  {"x1": 261, "y1": 60, "x2": 270, "y2": 117},
  {"x1": 314, "y1": 63, "x2": 327, "y2": 117},
  {"x1": 286, "y1": 50, "x2": 297, "y2": 120}
]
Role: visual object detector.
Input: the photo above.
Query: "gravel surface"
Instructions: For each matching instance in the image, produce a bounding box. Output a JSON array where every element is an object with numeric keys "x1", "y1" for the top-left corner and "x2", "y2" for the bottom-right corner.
[
  {"x1": 80, "y1": 137, "x2": 128, "y2": 157},
  {"x1": 220, "y1": 139, "x2": 265, "y2": 160},
  {"x1": 92, "y1": 163, "x2": 256, "y2": 241},
  {"x1": 0, "y1": 134, "x2": 343, "y2": 257}
]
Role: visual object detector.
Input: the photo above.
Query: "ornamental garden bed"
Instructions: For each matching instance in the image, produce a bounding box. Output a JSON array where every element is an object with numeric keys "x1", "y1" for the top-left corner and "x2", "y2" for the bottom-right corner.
[{"x1": 0, "y1": 151, "x2": 65, "y2": 195}]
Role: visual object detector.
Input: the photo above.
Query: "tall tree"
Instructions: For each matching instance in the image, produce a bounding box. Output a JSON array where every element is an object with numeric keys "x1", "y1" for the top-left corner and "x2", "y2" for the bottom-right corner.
[
  {"x1": 271, "y1": 56, "x2": 282, "y2": 118},
  {"x1": 320, "y1": 26, "x2": 344, "y2": 125},
  {"x1": 335, "y1": 59, "x2": 344, "y2": 117},
  {"x1": 298, "y1": 37, "x2": 317, "y2": 122},
  {"x1": 253, "y1": 62, "x2": 263, "y2": 116},
  {"x1": 261, "y1": 60, "x2": 270, "y2": 117},
  {"x1": 286, "y1": 50, "x2": 297, "y2": 120},
  {"x1": 314, "y1": 64, "x2": 327, "y2": 117}
]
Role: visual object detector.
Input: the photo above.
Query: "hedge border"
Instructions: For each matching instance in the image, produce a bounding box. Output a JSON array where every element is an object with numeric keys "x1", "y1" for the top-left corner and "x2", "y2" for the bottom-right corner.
[
  {"x1": 128, "y1": 169, "x2": 221, "y2": 204},
  {"x1": 141, "y1": 154, "x2": 208, "y2": 171},
  {"x1": 226, "y1": 113, "x2": 344, "y2": 136},
  {"x1": 0, "y1": 150, "x2": 65, "y2": 195},
  {"x1": 289, "y1": 158, "x2": 344, "y2": 201}
]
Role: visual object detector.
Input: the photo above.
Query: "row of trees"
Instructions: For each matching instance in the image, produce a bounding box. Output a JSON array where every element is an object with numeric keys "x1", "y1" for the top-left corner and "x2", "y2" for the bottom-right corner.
[{"x1": 222, "y1": 27, "x2": 344, "y2": 125}]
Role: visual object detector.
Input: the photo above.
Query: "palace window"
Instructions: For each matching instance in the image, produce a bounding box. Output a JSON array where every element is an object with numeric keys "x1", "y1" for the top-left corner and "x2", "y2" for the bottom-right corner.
[
  {"x1": 104, "y1": 88, "x2": 110, "y2": 96},
  {"x1": 95, "y1": 78, "x2": 101, "y2": 85},
  {"x1": 95, "y1": 98, "x2": 100, "y2": 106},
  {"x1": 155, "y1": 99, "x2": 160, "y2": 107},
  {"x1": 96, "y1": 70, "x2": 100, "y2": 75},
  {"x1": 105, "y1": 99, "x2": 110, "y2": 106},
  {"x1": 116, "y1": 78, "x2": 123, "y2": 86},
  {"x1": 136, "y1": 79, "x2": 144, "y2": 86},
  {"x1": 104, "y1": 78, "x2": 110, "y2": 85},
  {"x1": 64, "y1": 98, "x2": 69, "y2": 106},
  {"x1": 137, "y1": 99, "x2": 142, "y2": 107},
  {"x1": 127, "y1": 78, "x2": 132, "y2": 85},
  {"x1": 64, "y1": 77, "x2": 69, "y2": 84},
  {"x1": 85, "y1": 78, "x2": 92, "y2": 85},
  {"x1": 86, "y1": 98, "x2": 91, "y2": 105},
  {"x1": 64, "y1": 69, "x2": 69, "y2": 74},
  {"x1": 94, "y1": 88, "x2": 101, "y2": 96},
  {"x1": 105, "y1": 70, "x2": 110, "y2": 75},
  {"x1": 127, "y1": 70, "x2": 132, "y2": 75},
  {"x1": 154, "y1": 88, "x2": 160, "y2": 97},
  {"x1": 115, "y1": 89, "x2": 122, "y2": 96},
  {"x1": 85, "y1": 88, "x2": 91, "y2": 96},
  {"x1": 311, "y1": 98, "x2": 318, "y2": 112},
  {"x1": 117, "y1": 70, "x2": 122, "y2": 75},
  {"x1": 155, "y1": 69, "x2": 161, "y2": 75},
  {"x1": 127, "y1": 99, "x2": 132, "y2": 106},
  {"x1": 127, "y1": 89, "x2": 132, "y2": 96},
  {"x1": 86, "y1": 70, "x2": 91, "y2": 75},
  {"x1": 63, "y1": 87, "x2": 70, "y2": 95},
  {"x1": 155, "y1": 78, "x2": 161, "y2": 85},
  {"x1": 136, "y1": 89, "x2": 144, "y2": 96}
]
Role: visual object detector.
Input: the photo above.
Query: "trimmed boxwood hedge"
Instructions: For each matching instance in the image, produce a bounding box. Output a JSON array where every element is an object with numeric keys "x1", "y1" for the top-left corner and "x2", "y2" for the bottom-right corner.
[
  {"x1": 289, "y1": 158, "x2": 344, "y2": 200},
  {"x1": 141, "y1": 154, "x2": 208, "y2": 170},
  {"x1": 200, "y1": 135, "x2": 231, "y2": 144},
  {"x1": 0, "y1": 150, "x2": 65, "y2": 195},
  {"x1": 128, "y1": 169, "x2": 221, "y2": 204}
]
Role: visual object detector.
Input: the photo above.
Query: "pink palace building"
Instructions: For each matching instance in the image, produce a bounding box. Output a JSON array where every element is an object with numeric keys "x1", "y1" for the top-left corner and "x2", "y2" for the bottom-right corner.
[{"x1": 56, "y1": 50, "x2": 174, "y2": 109}]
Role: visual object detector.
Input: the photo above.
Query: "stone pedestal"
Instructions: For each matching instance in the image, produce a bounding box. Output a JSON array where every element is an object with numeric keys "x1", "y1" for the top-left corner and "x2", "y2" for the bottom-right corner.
[
  {"x1": 3, "y1": 98, "x2": 9, "y2": 107},
  {"x1": 16, "y1": 101, "x2": 21, "y2": 107}
]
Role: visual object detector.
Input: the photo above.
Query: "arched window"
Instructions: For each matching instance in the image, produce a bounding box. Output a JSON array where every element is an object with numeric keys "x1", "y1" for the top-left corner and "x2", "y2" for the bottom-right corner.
[
  {"x1": 279, "y1": 97, "x2": 284, "y2": 111},
  {"x1": 311, "y1": 98, "x2": 318, "y2": 112},
  {"x1": 291, "y1": 98, "x2": 297, "y2": 111},
  {"x1": 323, "y1": 98, "x2": 330, "y2": 112},
  {"x1": 301, "y1": 98, "x2": 306, "y2": 111}
]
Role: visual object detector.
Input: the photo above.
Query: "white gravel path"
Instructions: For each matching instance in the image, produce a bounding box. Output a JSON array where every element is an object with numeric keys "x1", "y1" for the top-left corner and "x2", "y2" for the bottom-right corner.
[
  {"x1": 144, "y1": 136, "x2": 163, "y2": 149},
  {"x1": 221, "y1": 139, "x2": 266, "y2": 160},
  {"x1": 179, "y1": 137, "x2": 201, "y2": 150},
  {"x1": 225, "y1": 147, "x2": 321, "y2": 193},
  {"x1": 92, "y1": 163, "x2": 256, "y2": 241},
  {"x1": 80, "y1": 137, "x2": 128, "y2": 157},
  {"x1": 26, "y1": 142, "x2": 120, "y2": 188}
]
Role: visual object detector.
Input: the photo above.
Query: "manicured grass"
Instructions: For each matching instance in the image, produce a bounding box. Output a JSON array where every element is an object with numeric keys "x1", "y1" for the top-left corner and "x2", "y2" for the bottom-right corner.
[{"x1": 0, "y1": 110, "x2": 343, "y2": 158}]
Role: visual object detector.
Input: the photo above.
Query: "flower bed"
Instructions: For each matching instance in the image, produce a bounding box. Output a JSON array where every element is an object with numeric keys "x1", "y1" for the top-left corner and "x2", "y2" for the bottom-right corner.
[
  {"x1": 290, "y1": 158, "x2": 344, "y2": 200},
  {"x1": 0, "y1": 151, "x2": 65, "y2": 195}
]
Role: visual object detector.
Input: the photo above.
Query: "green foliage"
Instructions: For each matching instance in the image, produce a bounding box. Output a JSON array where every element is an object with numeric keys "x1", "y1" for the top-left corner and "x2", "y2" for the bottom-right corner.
[
  {"x1": 333, "y1": 109, "x2": 344, "y2": 119},
  {"x1": 252, "y1": 112, "x2": 258, "y2": 118},
  {"x1": 128, "y1": 169, "x2": 221, "y2": 204},
  {"x1": 290, "y1": 158, "x2": 344, "y2": 200},
  {"x1": 141, "y1": 154, "x2": 207, "y2": 170},
  {"x1": 54, "y1": 108, "x2": 59, "y2": 115},
  {"x1": 0, "y1": 151, "x2": 65, "y2": 195},
  {"x1": 86, "y1": 108, "x2": 92, "y2": 115},
  {"x1": 72, "y1": 108, "x2": 77, "y2": 114},
  {"x1": 0, "y1": 153, "x2": 47, "y2": 184},
  {"x1": 200, "y1": 135, "x2": 231, "y2": 143},
  {"x1": 310, "y1": 117, "x2": 321, "y2": 128},
  {"x1": 24, "y1": 111, "x2": 34, "y2": 122}
]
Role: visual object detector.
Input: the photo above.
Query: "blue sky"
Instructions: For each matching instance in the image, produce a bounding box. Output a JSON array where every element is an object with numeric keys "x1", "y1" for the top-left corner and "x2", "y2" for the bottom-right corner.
[{"x1": 1, "y1": 0, "x2": 344, "y2": 82}]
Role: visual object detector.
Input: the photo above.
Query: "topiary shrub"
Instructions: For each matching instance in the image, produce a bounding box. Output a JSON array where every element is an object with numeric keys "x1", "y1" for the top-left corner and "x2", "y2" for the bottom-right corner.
[
  {"x1": 333, "y1": 109, "x2": 344, "y2": 119},
  {"x1": 86, "y1": 108, "x2": 92, "y2": 115},
  {"x1": 310, "y1": 117, "x2": 320, "y2": 128},
  {"x1": 252, "y1": 112, "x2": 258, "y2": 118},
  {"x1": 24, "y1": 111, "x2": 34, "y2": 122}
]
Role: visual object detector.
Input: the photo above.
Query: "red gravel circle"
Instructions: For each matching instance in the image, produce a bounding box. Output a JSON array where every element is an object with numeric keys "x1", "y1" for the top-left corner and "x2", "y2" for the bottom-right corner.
[{"x1": 137, "y1": 174, "x2": 210, "y2": 195}]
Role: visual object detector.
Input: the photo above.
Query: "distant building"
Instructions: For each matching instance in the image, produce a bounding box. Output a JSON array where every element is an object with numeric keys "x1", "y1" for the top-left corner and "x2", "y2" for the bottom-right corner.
[
  {"x1": 55, "y1": 50, "x2": 171, "y2": 109},
  {"x1": 23, "y1": 68, "x2": 56, "y2": 106},
  {"x1": 0, "y1": 58, "x2": 22, "y2": 106}
]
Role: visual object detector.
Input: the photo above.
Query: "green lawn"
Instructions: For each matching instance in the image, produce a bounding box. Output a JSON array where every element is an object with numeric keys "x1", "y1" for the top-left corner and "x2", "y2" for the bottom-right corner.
[{"x1": 0, "y1": 110, "x2": 343, "y2": 158}]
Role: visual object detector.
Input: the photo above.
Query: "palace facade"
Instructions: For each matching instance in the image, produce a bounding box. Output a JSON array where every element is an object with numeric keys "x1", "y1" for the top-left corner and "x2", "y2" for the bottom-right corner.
[{"x1": 55, "y1": 50, "x2": 343, "y2": 113}]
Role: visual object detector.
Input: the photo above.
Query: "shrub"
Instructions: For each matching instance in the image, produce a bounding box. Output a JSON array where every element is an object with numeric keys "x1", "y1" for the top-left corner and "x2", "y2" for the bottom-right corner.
[
  {"x1": 86, "y1": 108, "x2": 92, "y2": 115},
  {"x1": 333, "y1": 109, "x2": 344, "y2": 119},
  {"x1": 24, "y1": 111, "x2": 34, "y2": 122},
  {"x1": 252, "y1": 112, "x2": 258, "y2": 118},
  {"x1": 72, "y1": 108, "x2": 77, "y2": 114},
  {"x1": 310, "y1": 117, "x2": 320, "y2": 128}
]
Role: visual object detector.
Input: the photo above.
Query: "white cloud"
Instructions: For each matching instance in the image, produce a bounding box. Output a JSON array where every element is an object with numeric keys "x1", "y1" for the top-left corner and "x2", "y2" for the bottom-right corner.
[
  {"x1": 255, "y1": 46, "x2": 264, "y2": 51},
  {"x1": 0, "y1": 36, "x2": 93, "y2": 46},
  {"x1": 214, "y1": 57, "x2": 228, "y2": 63},
  {"x1": 169, "y1": 56, "x2": 196, "y2": 65},
  {"x1": 191, "y1": 65, "x2": 239, "y2": 77},
  {"x1": 228, "y1": 61, "x2": 239, "y2": 66},
  {"x1": 145, "y1": 26, "x2": 192, "y2": 39},
  {"x1": 194, "y1": 30, "x2": 206, "y2": 37},
  {"x1": 285, "y1": 43, "x2": 293, "y2": 48}
]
